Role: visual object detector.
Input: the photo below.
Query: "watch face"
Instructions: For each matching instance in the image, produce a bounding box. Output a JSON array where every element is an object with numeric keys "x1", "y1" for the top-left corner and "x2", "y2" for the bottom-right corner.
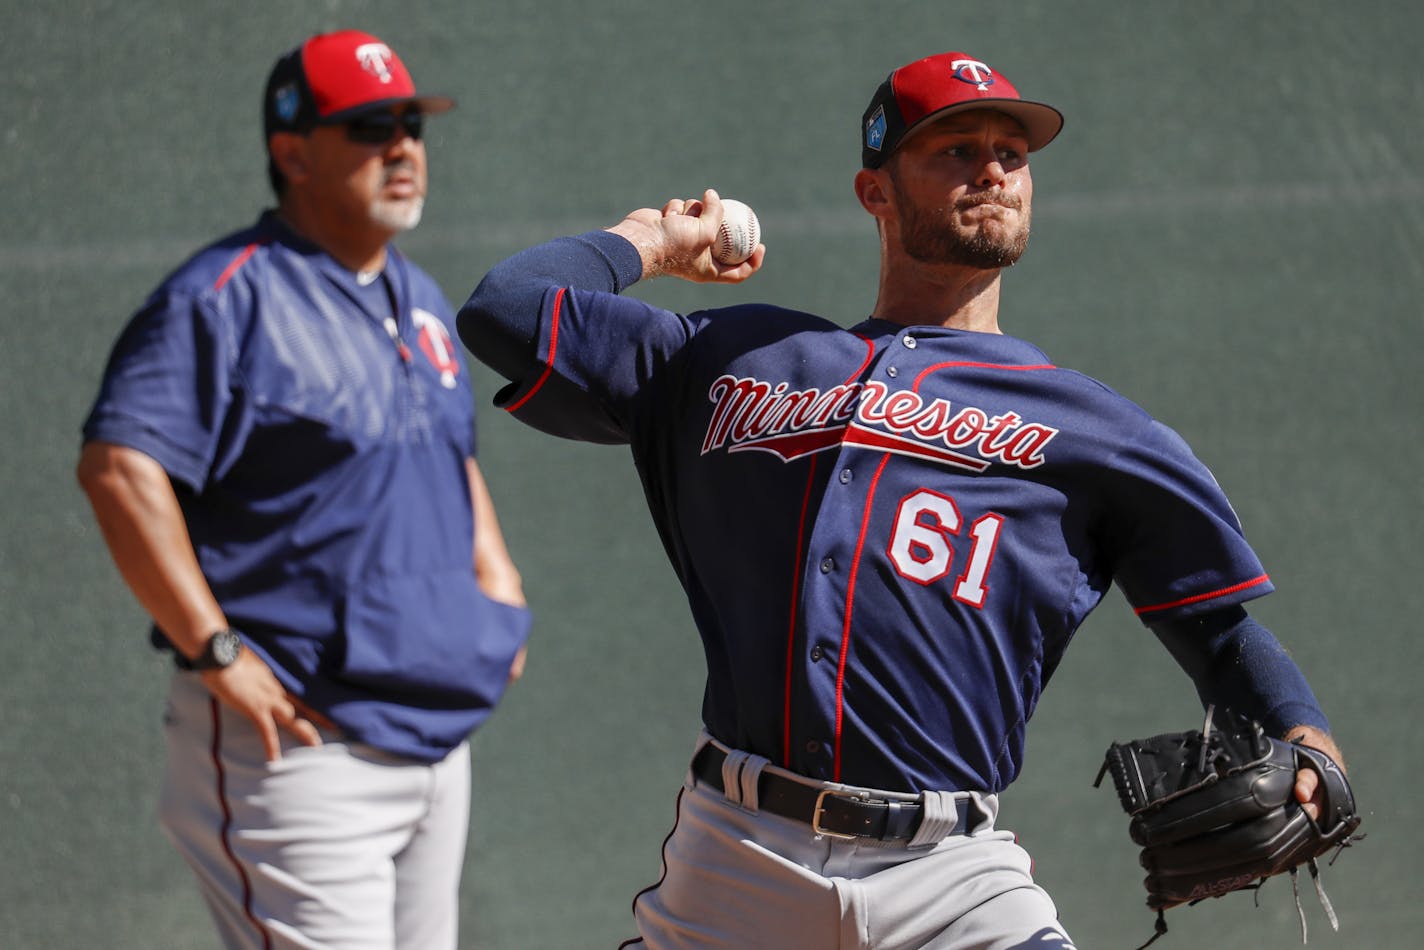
[{"x1": 212, "y1": 631, "x2": 243, "y2": 667}]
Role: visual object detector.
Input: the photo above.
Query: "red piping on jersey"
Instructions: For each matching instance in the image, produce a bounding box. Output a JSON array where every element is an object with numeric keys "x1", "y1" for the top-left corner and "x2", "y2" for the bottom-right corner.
[
  {"x1": 1133, "y1": 574, "x2": 1271, "y2": 616},
  {"x1": 212, "y1": 242, "x2": 262, "y2": 292},
  {"x1": 913, "y1": 360, "x2": 1056, "y2": 388},
  {"x1": 832, "y1": 453, "x2": 892, "y2": 783},
  {"x1": 208, "y1": 697, "x2": 272, "y2": 949},
  {"x1": 506, "y1": 287, "x2": 565, "y2": 413},
  {"x1": 788, "y1": 336, "x2": 878, "y2": 770},
  {"x1": 782, "y1": 454, "x2": 819, "y2": 767}
]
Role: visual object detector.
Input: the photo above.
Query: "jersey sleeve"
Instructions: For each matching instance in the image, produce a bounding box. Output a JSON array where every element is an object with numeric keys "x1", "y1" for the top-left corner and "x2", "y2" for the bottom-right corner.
[
  {"x1": 81, "y1": 289, "x2": 233, "y2": 491},
  {"x1": 1104, "y1": 418, "x2": 1274, "y2": 622},
  {"x1": 458, "y1": 232, "x2": 699, "y2": 444}
]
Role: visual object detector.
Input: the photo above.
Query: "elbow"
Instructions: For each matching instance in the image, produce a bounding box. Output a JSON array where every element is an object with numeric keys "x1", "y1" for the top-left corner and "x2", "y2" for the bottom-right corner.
[
  {"x1": 456, "y1": 267, "x2": 543, "y2": 381},
  {"x1": 454, "y1": 306, "x2": 490, "y2": 366},
  {"x1": 455, "y1": 271, "x2": 512, "y2": 361},
  {"x1": 454, "y1": 289, "x2": 485, "y2": 353},
  {"x1": 76, "y1": 441, "x2": 116, "y2": 499},
  {"x1": 76, "y1": 441, "x2": 164, "y2": 504}
]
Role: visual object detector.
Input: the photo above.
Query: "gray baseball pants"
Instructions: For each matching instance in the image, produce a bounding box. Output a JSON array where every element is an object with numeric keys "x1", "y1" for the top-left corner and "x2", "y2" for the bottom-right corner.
[
  {"x1": 157, "y1": 671, "x2": 471, "y2": 950},
  {"x1": 627, "y1": 734, "x2": 1076, "y2": 949}
]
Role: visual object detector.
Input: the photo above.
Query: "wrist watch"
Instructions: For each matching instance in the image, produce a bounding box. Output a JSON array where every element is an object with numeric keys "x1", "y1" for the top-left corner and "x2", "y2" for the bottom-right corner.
[{"x1": 184, "y1": 628, "x2": 244, "y2": 671}]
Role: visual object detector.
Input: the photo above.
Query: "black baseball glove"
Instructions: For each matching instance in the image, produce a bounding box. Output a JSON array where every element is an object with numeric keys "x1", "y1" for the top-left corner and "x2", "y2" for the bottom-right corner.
[{"x1": 1096, "y1": 707, "x2": 1362, "y2": 947}]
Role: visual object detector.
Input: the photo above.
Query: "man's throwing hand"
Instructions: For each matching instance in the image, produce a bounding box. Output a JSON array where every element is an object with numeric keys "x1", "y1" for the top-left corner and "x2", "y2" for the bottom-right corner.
[{"x1": 608, "y1": 189, "x2": 765, "y2": 284}]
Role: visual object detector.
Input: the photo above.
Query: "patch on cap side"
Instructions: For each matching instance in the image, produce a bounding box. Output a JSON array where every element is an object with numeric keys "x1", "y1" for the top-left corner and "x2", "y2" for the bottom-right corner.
[
  {"x1": 865, "y1": 105, "x2": 887, "y2": 153},
  {"x1": 274, "y1": 83, "x2": 301, "y2": 124}
]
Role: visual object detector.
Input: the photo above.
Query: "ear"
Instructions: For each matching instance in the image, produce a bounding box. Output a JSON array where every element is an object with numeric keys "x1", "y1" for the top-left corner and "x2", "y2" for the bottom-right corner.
[
  {"x1": 268, "y1": 132, "x2": 311, "y2": 186},
  {"x1": 854, "y1": 167, "x2": 893, "y2": 222}
]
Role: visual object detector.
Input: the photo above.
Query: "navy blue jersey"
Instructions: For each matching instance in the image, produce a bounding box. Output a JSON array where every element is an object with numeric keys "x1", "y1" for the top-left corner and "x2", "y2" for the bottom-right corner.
[
  {"x1": 84, "y1": 211, "x2": 530, "y2": 762},
  {"x1": 460, "y1": 232, "x2": 1270, "y2": 793}
]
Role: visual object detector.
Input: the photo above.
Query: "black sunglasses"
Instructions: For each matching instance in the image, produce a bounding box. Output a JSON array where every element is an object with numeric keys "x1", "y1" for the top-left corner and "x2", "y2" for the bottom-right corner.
[{"x1": 344, "y1": 111, "x2": 424, "y2": 146}]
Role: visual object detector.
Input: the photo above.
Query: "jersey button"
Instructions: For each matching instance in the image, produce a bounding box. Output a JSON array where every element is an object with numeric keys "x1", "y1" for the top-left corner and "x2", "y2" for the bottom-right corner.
[
  {"x1": 805, "y1": 740, "x2": 821, "y2": 754},
  {"x1": 839, "y1": 469, "x2": 852, "y2": 484},
  {"x1": 902, "y1": 335, "x2": 917, "y2": 349},
  {"x1": 810, "y1": 645, "x2": 824, "y2": 662},
  {"x1": 886, "y1": 365, "x2": 898, "y2": 378},
  {"x1": 820, "y1": 557, "x2": 835, "y2": 573}
]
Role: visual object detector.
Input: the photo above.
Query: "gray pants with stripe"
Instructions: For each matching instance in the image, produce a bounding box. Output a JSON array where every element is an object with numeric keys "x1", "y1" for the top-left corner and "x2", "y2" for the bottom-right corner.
[
  {"x1": 157, "y1": 671, "x2": 471, "y2": 950},
  {"x1": 628, "y1": 734, "x2": 1076, "y2": 949}
]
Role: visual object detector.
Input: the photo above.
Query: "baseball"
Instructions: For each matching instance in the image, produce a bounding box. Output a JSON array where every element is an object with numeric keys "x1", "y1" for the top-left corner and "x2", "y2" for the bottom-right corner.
[{"x1": 712, "y1": 199, "x2": 761, "y2": 266}]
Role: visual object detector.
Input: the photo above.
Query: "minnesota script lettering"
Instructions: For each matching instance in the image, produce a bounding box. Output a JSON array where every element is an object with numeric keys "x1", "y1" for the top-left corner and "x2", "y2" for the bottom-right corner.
[{"x1": 702, "y1": 376, "x2": 1058, "y2": 472}]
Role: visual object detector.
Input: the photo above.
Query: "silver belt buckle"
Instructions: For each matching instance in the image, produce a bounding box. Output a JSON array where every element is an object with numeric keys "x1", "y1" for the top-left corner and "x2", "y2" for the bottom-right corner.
[{"x1": 812, "y1": 788, "x2": 866, "y2": 840}]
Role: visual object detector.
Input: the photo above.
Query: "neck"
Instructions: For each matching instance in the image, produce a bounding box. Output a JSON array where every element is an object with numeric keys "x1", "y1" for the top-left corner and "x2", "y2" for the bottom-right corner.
[
  {"x1": 277, "y1": 196, "x2": 392, "y2": 274},
  {"x1": 871, "y1": 254, "x2": 1005, "y2": 333}
]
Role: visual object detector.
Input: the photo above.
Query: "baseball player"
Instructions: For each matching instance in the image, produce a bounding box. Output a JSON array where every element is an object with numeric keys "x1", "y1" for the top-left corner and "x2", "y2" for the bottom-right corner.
[
  {"x1": 457, "y1": 51, "x2": 1345, "y2": 948},
  {"x1": 76, "y1": 31, "x2": 530, "y2": 949}
]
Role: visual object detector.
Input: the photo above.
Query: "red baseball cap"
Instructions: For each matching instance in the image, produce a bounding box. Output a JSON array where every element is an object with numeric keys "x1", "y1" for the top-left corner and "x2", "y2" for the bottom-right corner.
[
  {"x1": 263, "y1": 30, "x2": 455, "y2": 138},
  {"x1": 861, "y1": 52, "x2": 1063, "y2": 168}
]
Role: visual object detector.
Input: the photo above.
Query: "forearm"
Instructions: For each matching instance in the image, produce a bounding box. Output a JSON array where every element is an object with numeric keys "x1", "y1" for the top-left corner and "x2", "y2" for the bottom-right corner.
[
  {"x1": 457, "y1": 191, "x2": 763, "y2": 379},
  {"x1": 466, "y1": 458, "x2": 525, "y2": 606},
  {"x1": 76, "y1": 441, "x2": 226, "y2": 660},
  {"x1": 78, "y1": 443, "x2": 324, "y2": 760},
  {"x1": 457, "y1": 231, "x2": 643, "y2": 380},
  {"x1": 1150, "y1": 606, "x2": 1329, "y2": 738},
  {"x1": 607, "y1": 216, "x2": 687, "y2": 280}
]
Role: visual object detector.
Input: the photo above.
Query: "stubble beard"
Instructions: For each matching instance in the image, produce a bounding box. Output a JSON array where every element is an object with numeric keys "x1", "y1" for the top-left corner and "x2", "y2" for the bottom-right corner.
[{"x1": 897, "y1": 192, "x2": 1031, "y2": 270}]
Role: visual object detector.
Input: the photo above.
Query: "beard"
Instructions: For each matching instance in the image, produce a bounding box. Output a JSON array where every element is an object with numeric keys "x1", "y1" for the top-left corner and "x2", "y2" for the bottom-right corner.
[
  {"x1": 896, "y1": 190, "x2": 1030, "y2": 269},
  {"x1": 369, "y1": 195, "x2": 424, "y2": 232},
  {"x1": 368, "y1": 160, "x2": 425, "y2": 232}
]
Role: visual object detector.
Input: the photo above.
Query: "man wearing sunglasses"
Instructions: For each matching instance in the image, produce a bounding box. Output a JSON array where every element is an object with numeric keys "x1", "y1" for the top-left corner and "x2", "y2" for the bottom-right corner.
[{"x1": 77, "y1": 30, "x2": 530, "y2": 949}]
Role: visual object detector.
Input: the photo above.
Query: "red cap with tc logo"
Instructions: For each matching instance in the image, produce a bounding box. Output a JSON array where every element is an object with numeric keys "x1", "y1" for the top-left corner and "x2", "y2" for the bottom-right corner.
[
  {"x1": 263, "y1": 30, "x2": 455, "y2": 138},
  {"x1": 861, "y1": 51, "x2": 1063, "y2": 168}
]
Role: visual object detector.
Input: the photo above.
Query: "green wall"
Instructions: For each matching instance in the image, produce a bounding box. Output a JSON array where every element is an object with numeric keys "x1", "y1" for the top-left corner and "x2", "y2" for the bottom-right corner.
[{"x1": 3, "y1": 2, "x2": 1419, "y2": 946}]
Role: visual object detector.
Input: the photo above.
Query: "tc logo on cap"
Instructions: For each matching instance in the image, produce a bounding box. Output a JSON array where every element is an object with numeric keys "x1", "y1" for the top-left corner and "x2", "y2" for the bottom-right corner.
[
  {"x1": 950, "y1": 59, "x2": 994, "y2": 91},
  {"x1": 355, "y1": 42, "x2": 396, "y2": 83}
]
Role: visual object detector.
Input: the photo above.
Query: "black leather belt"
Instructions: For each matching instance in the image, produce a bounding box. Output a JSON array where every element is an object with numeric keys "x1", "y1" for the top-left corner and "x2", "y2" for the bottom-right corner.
[{"x1": 691, "y1": 744, "x2": 981, "y2": 841}]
